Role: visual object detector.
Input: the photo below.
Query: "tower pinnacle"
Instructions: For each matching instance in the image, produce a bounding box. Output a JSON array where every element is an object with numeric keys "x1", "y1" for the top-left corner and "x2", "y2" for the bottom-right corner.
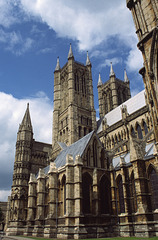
[
  {"x1": 124, "y1": 69, "x2": 129, "y2": 83},
  {"x1": 86, "y1": 51, "x2": 91, "y2": 66},
  {"x1": 68, "y1": 43, "x2": 74, "y2": 59},
  {"x1": 55, "y1": 57, "x2": 60, "y2": 71},
  {"x1": 19, "y1": 103, "x2": 32, "y2": 132},
  {"x1": 97, "y1": 73, "x2": 103, "y2": 86},
  {"x1": 109, "y1": 62, "x2": 115, "y2": 78}
]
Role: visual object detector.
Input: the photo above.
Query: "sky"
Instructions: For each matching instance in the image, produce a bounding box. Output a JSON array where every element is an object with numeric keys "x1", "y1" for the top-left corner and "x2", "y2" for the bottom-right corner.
[{"x1": 0, "y1": 0, "x2": 144, "y2": 201}]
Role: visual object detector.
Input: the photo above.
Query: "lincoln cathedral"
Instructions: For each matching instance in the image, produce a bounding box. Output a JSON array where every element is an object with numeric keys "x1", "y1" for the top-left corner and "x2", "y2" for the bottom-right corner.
[{"x1": 5, "y1": 0, "x2": 158, "y2": 238}]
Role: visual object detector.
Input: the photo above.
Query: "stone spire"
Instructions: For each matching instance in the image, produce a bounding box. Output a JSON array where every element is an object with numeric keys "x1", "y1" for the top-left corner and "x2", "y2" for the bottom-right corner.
[
  {"x1": 97, "y1": 73, "x2": 103, "y2": 86},
  {"x1": 86, "y1": 51, "x2": 91, "y2": 66},
  {"x1": 55, "y1": 57, "x2": 60, "y2": 71},
  {"x1": 124, "y1": 69, "x2": 129, "y2": 83},
  {"x1": 109, "y1": 62, "x2": 115, "y2": 77},
  {"x1": 68, "y1": 43, "x2": 74, "y2": 59},
  {"x1": 19, "y1": 103, "x2": 32, "y2": 132}
]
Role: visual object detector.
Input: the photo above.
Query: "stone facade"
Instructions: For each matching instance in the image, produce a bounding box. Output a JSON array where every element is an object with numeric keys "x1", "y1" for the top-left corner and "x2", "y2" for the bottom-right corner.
[{"x1": 5, "y1": 0, "x2": 158, "y2": 238}]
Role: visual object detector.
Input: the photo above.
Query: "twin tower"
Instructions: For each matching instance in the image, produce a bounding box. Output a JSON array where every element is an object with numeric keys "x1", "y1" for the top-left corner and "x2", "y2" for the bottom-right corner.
[{"x1": 52, "y1": 44, "x2": 131, "y2": 155}]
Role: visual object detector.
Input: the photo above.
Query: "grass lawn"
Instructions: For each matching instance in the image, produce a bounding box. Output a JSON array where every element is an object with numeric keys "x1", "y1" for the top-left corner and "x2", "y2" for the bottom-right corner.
[{"x1": 18, "y1": 236, "x2": 158, "y2": 240}]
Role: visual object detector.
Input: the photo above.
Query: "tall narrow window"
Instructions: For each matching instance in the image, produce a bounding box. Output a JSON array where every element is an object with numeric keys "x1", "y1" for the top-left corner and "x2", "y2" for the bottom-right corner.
[
  {"x1": 62, "y1": 175, "x2": 66, "y2": 215},
  {"x1": 130, "y1": 172, "x2": 137, "y2": 213},
  {"x1": 93, "y1": 139, "x2": 97, "y2": 167},
  {"x1": 143, "y1": 121, "x2": 148, "y2": 135},
  {"x1": 100, "y1": 175, "x2": 111, "y2": 214},
  {"x1": 82, "y1": 173, "x2": 92, "y2": 214},
  {"x1": 136, "y1": 124, "x2": 143, "y2": 139},
  {"x1": 101, "y1": 150, "x2": 105, "y2": 168},
  {"x1": 117, "y1": 176, "x2": 125, "y2": 214},
  {"x1": 149, "y1": 167, "x2": 158, "y2": 210},
  {"x1": 131, "y1": 126, "x2": 136, "y2": 137},
  {"x1": 79, "y1": 126, "x2": 81, "y2": 138},
  {"x1": 87, "y1": 148, "x2": 91, "y2": 166}
]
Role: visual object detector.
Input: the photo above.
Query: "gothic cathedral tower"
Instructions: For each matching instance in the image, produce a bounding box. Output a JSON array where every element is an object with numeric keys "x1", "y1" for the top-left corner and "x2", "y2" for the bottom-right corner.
[
  {"x1": 10, "y1": 103, "x2": 33, "y2": 224},
  {"x1": 127, "y1": 0, "x2": 158, "y2": 141},
  {"x1": 52, "y1": 45, "x2": 96, "y2": 149}
]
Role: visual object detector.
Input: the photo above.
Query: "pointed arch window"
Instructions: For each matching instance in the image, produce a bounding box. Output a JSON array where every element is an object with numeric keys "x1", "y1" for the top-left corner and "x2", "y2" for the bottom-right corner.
[
  {"x1": 101, "y1": 149, "x2": 105, "y2": 168},
  {"x1": 82, "y1": 173, "x2": 92, "y2": 214},
  {"x1": 149, "y1": 167, "x2": 158, "y2": 210},
  {"x1": 87, "y1": 148, "x2": 91, "y2": 166},
  {"x1": 143, "y1": 121, "x2": 148, "y2": 135},
  {"x1": 136, "y1": 124, "x2": 143, "y2": 139},
  {"x1": 93, "y1": 139, "x2": 97, "y2": 167},
  {"x1": 130, "y1": 172, "x2": 137, "y2": 213},
  {"x1": 100, "y1": 175, "x2": 111, "y2": 214},
  {"x1": 62, "y1": 175, "x2": 66, "y2": 215},
  {"x1": 131, "y1": 126, "x2": 136, "y2": 137},
  {"x1": 117, "y1": 176, "x2": 125, "y2": 214}
]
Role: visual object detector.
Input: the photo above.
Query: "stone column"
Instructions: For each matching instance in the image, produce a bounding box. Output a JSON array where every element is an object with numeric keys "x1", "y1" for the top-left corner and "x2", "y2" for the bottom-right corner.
[
  {"x1": 92, "y1": 168, "x2": 99, "y2": 215},
  {"x1": 27, "y1": 173, "x2": 37, "y2": 222},
  {"x1": 48, "y1": 163, "x2": 58, "y2": 221},
  {"x1": 74, "y1": 155, "x2": 83, "y2": 224},
  {"x1": 65, "y1": 154, "x2": 74, "y2": 225},
  {"x1": 36, "y1": 169, "x2": 45, "y2": 221}
]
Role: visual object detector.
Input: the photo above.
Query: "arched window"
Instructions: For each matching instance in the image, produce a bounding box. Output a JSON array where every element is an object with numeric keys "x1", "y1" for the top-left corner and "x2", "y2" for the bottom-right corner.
[
  {"x1": 149, "y1": 167, "x2": 158, "y2": 210},
  {"x1": 101, "y1": 149, "x2": 105, "y2": 168},
  {"x1": 100, "y1": 175, "x2": 111, "y2": 214},
  {"x1": 82, "y1": 173, "x2": 92, "y2": 214},
  {"x1": 130, "y1": 172, "x2": 137, "y2": 213},
  {"x1": 62, "y1": 175, "x2": 66, "y2": 215},
  {"x1": 136, "y1": 124, "x2": 143, "y2": 139},
  {"x1": 87, "y1": 148, "x2": 91, "y2": 166},
  {"x1": 131, "y1": 126, "x2": 136, "y2": 137},
  {"x1": 143, "y1": 121, "x2": 148, "y2": 135},
  {"x1": 93, "y1": 139, "x2": 97, "y2": 167},
  {"x1": 117, "y1": 176, "x2": 125, "y2": 214},
  {"x1": 79, "y1": 126, "x2": 81, "y2": 138},
  {"x1": 84, "y1": 127, "x2": 87, "y2": 136}
]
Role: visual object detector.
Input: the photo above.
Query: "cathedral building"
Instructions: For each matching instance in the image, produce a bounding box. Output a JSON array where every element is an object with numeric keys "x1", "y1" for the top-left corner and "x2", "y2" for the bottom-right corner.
[{"x1": 5, "y1": 0, "x2": 158, "y2": 238}]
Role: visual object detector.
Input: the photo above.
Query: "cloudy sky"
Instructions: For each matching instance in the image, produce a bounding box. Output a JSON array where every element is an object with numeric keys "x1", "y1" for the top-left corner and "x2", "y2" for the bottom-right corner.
[{"x1": 0, "y1": 0, "x2": 144, "y2": 201}]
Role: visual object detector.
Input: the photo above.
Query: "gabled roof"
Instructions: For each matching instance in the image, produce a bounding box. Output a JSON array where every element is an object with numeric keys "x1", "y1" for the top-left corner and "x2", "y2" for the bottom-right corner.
[
  {"x1": 55, "y1": 131, "x2": 95, "y2": 168},
  {"x1": 97, "y1": 89, "x2": 146, "y2": 133}
]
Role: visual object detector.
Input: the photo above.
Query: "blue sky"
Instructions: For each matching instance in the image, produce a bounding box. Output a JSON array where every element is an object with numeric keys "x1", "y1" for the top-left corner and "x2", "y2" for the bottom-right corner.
[{"x1": 0, "y1": 0, "x2": 144, "y2": 201}]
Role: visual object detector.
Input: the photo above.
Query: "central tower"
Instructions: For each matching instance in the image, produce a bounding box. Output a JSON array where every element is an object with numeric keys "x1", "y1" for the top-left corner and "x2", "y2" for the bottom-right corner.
[{"x1": 52, "y1": 45, "x2": 96, "y2": 148}]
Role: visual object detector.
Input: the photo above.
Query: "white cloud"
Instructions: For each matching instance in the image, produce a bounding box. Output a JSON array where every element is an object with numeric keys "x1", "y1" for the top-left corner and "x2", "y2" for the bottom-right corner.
[
  {"x1": 126, "y1": 45, "x2": 143, "y2": 72},
  {"x1": 19, "y1": 0, "x2": 136, "y2": 50},
  {"x1": 0, "y1": 28, "x2": 34, "y2": 55},
  {"x1": 98, "y1": 57, "x2": 122, "y2": 70},
  {"x1": 0, "y1": 190, "x2": 11, "y2": 202},
  {"x1": 0, "y1": 91, "x2": 52, "y2": 201},
  {"x1": 0, "y1": 0, "x2": 18, "y2": 27}
]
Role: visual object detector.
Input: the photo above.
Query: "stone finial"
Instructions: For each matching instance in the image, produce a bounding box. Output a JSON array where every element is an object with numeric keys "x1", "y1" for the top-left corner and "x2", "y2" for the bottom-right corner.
[
  {"x1": 55, "y1": 56, "x2": 60, "y2": 71},
  {"x1": 102, "y1": 116, "x2": 108, "y2": 130},
  {"x1": 29, "y1": 173, "x2": 37, "y2": 183},
  {"x1": 75, "y1": 154, "x2": 83, "y2": 165},
  {"x1": 124, "y1": 69, "x2": 129, "y2": 83},
  {"x1": 121, "y1": 104, "x2": 128, "y2": 119},
  {"x1": 97, "y1": 73, "x2": 103, "y2": 86},
  {"x1": 48, "y1": 162, "x2": 57, "y2": 173},
  {"x1": 86, "y1": 51, "x2": 91, "y2": 66},
  {"x1": 37, "y1": 168, "x2": 45, "y2": 179},
  {"x1": 68, "y1": 43, "x2": 74, "y2": 59},
  {"x1": 109, "y1": 62, "x2": 115, "y2": 77},
  {"x1": 66, "y1": 154, "x2": 74, "y2": 164}
]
